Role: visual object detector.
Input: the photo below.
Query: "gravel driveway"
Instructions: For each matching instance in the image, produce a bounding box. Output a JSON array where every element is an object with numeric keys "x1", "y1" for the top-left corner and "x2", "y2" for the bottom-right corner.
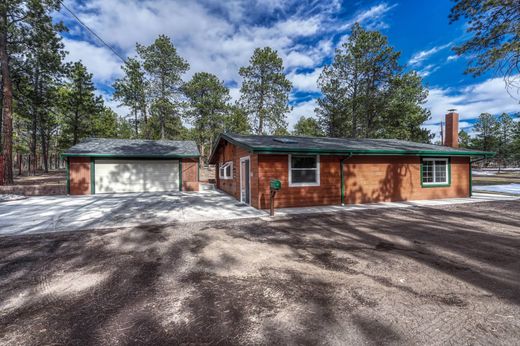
[{"x1": 0, "y1": 200, "x2": 519, "y2": 345}]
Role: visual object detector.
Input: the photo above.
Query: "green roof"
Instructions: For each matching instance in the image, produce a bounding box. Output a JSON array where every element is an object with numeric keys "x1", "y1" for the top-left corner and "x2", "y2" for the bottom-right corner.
[
  {"x1": 209, "y1": 133, "x2": 493, "y2": 162},
  {"x1": 63, "y1": 138, "x2": 200, "y2": 158}
]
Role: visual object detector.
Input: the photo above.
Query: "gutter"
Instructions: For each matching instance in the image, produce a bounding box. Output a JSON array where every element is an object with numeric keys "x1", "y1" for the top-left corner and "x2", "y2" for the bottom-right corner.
[{"x1": 340, "y1": 153, "x2": 353, "y2": 205}]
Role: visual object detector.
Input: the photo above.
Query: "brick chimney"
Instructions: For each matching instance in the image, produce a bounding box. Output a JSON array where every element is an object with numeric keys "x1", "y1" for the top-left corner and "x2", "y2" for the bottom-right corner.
[{"x1": 445, "y1": 110, "x2": 459, "y2": 148}]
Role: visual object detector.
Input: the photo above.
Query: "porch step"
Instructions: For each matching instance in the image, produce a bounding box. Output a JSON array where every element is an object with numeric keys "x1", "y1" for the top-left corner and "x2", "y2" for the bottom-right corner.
[{"x1": 200, "y1": 183, "x2": 216, "y2": 191}]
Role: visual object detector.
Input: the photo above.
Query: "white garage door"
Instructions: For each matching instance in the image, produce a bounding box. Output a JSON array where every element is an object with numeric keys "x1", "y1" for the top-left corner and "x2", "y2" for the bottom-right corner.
[{"x1": 94, "y1": 159, "x2": 179, "y2": 193}]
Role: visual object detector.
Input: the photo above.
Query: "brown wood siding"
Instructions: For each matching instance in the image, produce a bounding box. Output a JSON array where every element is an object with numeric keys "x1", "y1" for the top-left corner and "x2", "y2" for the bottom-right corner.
[
  {"x1": 344, "y1": 156, "x2": 470, "y2": 203},
  {"x1": 257, "y1": 154, "x2": 342, "y2": 209},
  {"x1": 69, "y1": 157, "x2": 91, "y2": 195},
  {"x1": 182, "y1": 158, "x2": 199, "y2": 191},
  {"x1": 214, "y1": 141, "x2": 257, "y2": 203},
  {"x1": 213, "y1": 138, "x2": 471, "y2": 209}
]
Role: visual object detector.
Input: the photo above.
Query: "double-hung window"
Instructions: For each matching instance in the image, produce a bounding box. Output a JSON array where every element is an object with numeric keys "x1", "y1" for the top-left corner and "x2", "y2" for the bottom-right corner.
[
  {"x1": 422, "y1": 158, "x2": 450, "y2": 186},
  {"x1": 219, "y1": 161, "x2": 233, "y2": 179},
  {"x1": 289, "y1": 155, "x2": 320, "y2": 187}
]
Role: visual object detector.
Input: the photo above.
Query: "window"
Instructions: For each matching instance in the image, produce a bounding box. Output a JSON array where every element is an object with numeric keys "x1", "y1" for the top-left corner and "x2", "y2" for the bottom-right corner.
[
  {"x1": 219, "y1": 161, "x2": 233, "y2": 179},
  {"x1": 422, "y1": 158, "x2": 450, "y2": 186},
  {"x1": 289, "y1": 155, "x2": 320, "y2": 186}
]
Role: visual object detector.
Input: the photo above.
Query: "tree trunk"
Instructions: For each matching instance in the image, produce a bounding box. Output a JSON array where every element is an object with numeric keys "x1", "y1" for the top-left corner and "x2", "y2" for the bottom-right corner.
[{"x1": 0, "y1": 9, "x2": 13, "y2": 184}]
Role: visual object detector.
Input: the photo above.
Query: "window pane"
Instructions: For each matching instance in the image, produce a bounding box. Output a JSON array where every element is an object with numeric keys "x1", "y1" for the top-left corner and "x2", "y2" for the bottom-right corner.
[
  {"x1": 225, "y1": 165, "x2": 231, "y2": 177},
  {"x1": 434, "y1": 161, "x2": 447, "y2": 183},
  {"x1": 291, "y1": 156, "x2": 317, "y2": 169},
  {"x1": 422, "y1": 161, "x2": 433, "y2": 183},
  {"x1": 292, "y1": 169, "x2": 317, "y2": 183}
]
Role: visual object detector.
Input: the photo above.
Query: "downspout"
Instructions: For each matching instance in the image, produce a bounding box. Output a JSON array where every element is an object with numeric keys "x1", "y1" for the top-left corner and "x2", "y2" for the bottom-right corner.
[
  {"x1": 469, "y1": 155, "x2": 488, "y2": 197},
  {"x1": 340, "y1": 153, "x2": 353, "y2": 205}
]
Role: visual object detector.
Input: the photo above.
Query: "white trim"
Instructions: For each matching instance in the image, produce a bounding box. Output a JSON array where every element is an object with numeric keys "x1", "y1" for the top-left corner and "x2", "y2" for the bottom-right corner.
[
  {"x1": 219, "y1": 161, "x2": 233, "y2": 179},
  {"x1": 239, "y1": 156, "x2": 251, "y2": 204},
  {"x1": 288, "y1": 154, "x2": 320, "y2": 187},
  {"x1": 422, "y1": 158, "x2": 449, "y2": 185}
]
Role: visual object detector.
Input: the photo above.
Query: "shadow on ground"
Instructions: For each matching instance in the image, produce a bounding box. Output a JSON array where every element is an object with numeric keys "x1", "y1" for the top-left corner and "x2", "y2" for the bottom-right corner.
[{"x1": 0, "y1": 200, "x2": 519, "y2": 345}]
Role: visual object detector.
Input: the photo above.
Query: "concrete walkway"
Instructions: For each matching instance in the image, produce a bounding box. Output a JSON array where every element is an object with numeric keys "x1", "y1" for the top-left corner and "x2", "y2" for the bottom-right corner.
[
  {"x1": 0, "y1": 191, "x2": 264, "y2": 236},
  {"x1": 270, "y1": 192, "x2": 520, "y2": 217}
]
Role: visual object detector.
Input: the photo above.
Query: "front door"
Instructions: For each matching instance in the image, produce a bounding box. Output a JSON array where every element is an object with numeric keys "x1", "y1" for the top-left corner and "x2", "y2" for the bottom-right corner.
[{"x1": 240, "y1": 157, "x2": 250, "y2": 204}]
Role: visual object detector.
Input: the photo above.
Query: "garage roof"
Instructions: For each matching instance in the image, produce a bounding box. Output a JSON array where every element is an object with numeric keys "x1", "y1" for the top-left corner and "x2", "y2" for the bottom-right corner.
[
  {"x1": 63, "y1": 138, "x2": 200, "y2": 158},
  {"x1": 209, "y1": 133, "x2": 493, "y2": 162}
]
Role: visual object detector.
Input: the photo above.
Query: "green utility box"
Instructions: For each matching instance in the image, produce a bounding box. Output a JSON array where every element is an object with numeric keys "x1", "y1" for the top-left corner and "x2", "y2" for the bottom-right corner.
[{"x1": 270, "y1": 179, "x2": 281, "y2": 191}]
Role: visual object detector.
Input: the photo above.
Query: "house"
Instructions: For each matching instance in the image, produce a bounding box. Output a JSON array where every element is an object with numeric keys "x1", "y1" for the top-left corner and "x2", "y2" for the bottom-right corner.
[
  {"x1": 62, "y1": 138, "x2": 200, "y2": 195},
  {"x1": 208, "y1": 112, "x2": 493, "y2": 209}
]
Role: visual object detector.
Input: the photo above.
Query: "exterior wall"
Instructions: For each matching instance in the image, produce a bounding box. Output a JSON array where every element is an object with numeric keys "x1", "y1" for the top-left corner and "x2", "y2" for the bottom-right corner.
[
  {"x1": 215, "y1": 141, "x2": 255, "y2": 201},
  {"x1": 182, "y1": 158, "x2": 199, "y2": 191},
  {"x1": 344, "y1": 156, "x2": 470, "y2": 204},
  {"x1": 69, "y1": 157, "x2": 91, "y2": 195},
  {"x1": 213, "y1": 140, "x2": 471, "y2": 209},
  {"x1": 0, "y1": 157, "x2": 4, "y2": 185},
  {"x1": 256, "y1": 154, "x2": 342, "y2": 209}
]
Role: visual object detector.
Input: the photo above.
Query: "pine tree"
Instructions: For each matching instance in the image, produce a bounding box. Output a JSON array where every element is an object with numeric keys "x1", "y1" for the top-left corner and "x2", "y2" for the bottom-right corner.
[
  {"x1": 239, "y1": 47, "x2": 292, "y2": 135},
  {"x1": 137, "y1": 35, "x2": 189, "y2": 139},
  {"x1": 458, "y1": 129, "x2": 471, "y2": 148},
  {"x1": 317, "y1": 23, "x2": 431, "y2": 141},
  {"x1": 496, "y1": 113, "x2": 514, "y2": 170},
  {"x1": 293, "y1": 116, "x2": 324, "y2": 137},
  {"x1": 472, "y1": 113, "x2": 499, "y2": 152},
  {"x1": 112, "y1": 58, "x2": 147, "y2": 138},
  {"x1": 182, "y1": 72, "x2": 230, "y2": 160},
  {"x1": 224, "y1": 105, "x2": 251, "y2": 135},
  {"x1": 59, "y1": 62, "x2": 103, "y2": 146}
]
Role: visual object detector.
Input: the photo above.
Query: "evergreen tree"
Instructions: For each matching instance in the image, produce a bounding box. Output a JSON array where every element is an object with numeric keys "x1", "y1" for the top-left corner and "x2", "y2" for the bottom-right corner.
[
  {"x1": 471, "y1": 113, "x2": 499, "y2": 152},
  {"x1": 293, "y1": 116, "x2": 324, "y2": 137},
  {"x1": 450, "y1": 0, "x2": 520, "y2": 92},
  {"x1": 317, "y1": 23, "x2": 431, "y2": 141},
  {"x1": 0, "y1": 0, "x2": 61, "y2": 183},
  {"x1": 59, "y1": 62, "x2": 103, "y2": 147},
  {"x1": 182, "y1": 72, "x2": 230, "y2": 160},
  {"x1": 496, "y1": 112, "x2": 514, "y2": 170},
  {"x1": 137, "y1": 35, "x2": 189, "y2": 139},
  {"x1": 239, "y1": 47, "x2": 292, "y2": 135},
  {"x1": 458, "y1": 129, "x2": 471, "y2": 148},
  {"x1": 112, "y1": 58, "x2": 147, "y2": 138},
  {"x1": 224, "y1": 105, "x2": 250, "y2": 135}
]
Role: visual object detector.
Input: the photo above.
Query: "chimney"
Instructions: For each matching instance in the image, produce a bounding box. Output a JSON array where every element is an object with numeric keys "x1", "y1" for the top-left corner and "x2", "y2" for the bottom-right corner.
[{"x1": 445, "y1": 110, "x2": 459, "y2": 148}]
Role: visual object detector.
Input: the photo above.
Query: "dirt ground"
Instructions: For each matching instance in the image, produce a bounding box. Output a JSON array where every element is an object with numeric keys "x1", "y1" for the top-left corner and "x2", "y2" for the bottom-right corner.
[
  {"x1": 0, "y1": 200, "x2": 519, "y2": 345},
  {"x1": 472, "y1": 171, "x2": 520, "y2": 186}
]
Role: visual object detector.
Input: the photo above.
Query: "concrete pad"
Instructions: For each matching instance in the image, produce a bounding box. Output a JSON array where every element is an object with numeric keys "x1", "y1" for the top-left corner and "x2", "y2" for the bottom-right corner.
[
  {"x1": 270, "y1": 192, "x2": 520, "y2": 217},
  {"x1": 0, "y1": 190, "x2": 264, "y2": 236}
]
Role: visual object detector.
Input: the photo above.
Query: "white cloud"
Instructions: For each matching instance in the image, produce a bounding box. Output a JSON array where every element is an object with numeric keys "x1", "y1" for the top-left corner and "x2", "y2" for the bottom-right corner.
[
  {"x1": 341, "y1": 3, "x2": 397, "y2": 30},
  {"x1": 287, "y1": 98, "x2": 318, "y2": 128},
  {"x1": 418, "y1": 64, "x2": 440, "y2": 77},
  {"x1": 425, "y1": 75, "x2": 520, "y2": 125},
  {"x1": 288, "y1": 68, "x2": 323, "y2": 92},
  {"x1": 446, "y1": 55, "x2": 459, "y2": 62},
  {"x1": 408, "y1": 43, "x2": 451, "y2": 66},
  {"x1": 62, "y1": 38, "x2": 123, "y2": 83}
]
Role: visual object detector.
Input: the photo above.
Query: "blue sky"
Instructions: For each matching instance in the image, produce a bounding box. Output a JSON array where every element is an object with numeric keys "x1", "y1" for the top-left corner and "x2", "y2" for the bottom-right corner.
[{"x1": 55, "y1": 0, "x2": 519, "y2": 138}]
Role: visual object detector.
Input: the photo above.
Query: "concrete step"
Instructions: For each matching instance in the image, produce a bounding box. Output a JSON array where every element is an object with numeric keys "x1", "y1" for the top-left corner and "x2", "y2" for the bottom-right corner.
[{"x1": 200, "y1": 183, "x2": 216, "y2": 191}]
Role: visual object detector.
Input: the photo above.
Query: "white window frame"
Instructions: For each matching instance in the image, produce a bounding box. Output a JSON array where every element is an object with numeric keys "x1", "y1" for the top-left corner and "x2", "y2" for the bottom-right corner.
[
  {"x1": 219, "y1": 161, "x2": 233, "y2": 180},
  {"x1": 288, "y1": 154, "x2": 320, "y2": 187},
  {"x1": 422, "y1": 158, "x2": 449, "y2": 186}
]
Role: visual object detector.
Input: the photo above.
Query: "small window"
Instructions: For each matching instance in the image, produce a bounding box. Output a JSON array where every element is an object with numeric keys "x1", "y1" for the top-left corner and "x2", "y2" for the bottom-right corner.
[
  {"x1": 289, "y1": 155, "x2": 320, "y2": 186},
  {"x1": 219, "y1": 161, "x2": 233, "y2": 179},
  {"x1": 422, "y1": 158, "x2": 449, "y2": 186}
]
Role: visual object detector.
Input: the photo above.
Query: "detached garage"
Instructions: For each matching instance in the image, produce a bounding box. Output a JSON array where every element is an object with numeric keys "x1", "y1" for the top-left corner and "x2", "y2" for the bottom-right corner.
[{"x1": 63, "y1": 138, "x2": 200, "y2": 195}]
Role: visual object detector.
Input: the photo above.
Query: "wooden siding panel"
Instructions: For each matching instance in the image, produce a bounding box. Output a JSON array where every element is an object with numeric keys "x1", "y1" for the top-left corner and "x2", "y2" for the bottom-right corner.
[
  {"x1": 344, "y1": 156, "x2": 470, "y2": 204},
  {"x1": 257, "y1": 154, "x2": 342, "y2": 209},
  {"x1": 69, "y1": 157, "x2": 91, "y2": 195},
  {"x1": 182, "y1": 158, "x2": 199, "y2": 191}
]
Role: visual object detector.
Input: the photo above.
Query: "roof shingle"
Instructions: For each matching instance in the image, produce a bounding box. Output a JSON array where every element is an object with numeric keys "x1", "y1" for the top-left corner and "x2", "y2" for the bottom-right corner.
[{"x1": 63, "y1": 138, "x2": 200, "y2": 157}]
